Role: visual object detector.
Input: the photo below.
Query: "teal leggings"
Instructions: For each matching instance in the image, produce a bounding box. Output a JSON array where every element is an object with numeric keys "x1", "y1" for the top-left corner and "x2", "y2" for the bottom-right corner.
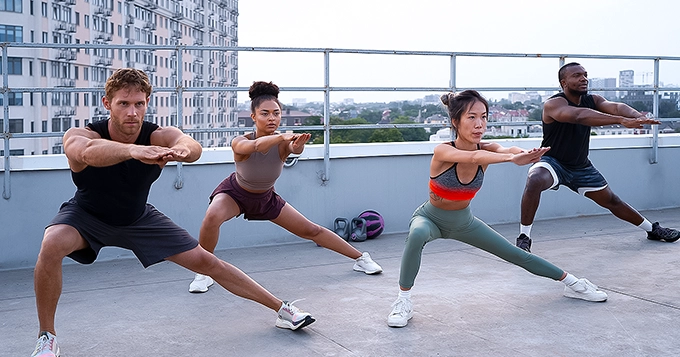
[{"x1": 399, "y1": 201, "x2": 564, "y2": 289}]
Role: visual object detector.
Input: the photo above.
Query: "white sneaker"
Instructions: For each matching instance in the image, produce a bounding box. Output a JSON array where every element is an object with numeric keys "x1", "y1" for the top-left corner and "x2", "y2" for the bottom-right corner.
[
  {"x1": 31, "y1": 331, "x2": 60, "y2": 357},
  {"x1": 353, "y1": 252, "x2": 383, "y2": 274},
  {"x1": 188, "y1": 273, "x2": 214, "y2": 293},
  {"x1": 387, "y1": 296, "x2": 413, "y2": 327},
  {"x1": 275, "y1": 299, "x2": 316, "y2": 330},
  {"x1": 563, "y1": 278, "x2": 608, "y2": 302}
]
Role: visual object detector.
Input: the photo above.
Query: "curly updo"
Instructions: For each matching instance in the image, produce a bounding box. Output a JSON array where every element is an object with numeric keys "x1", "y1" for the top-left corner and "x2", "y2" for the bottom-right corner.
[{"x1": 249, "y1": 81, "x2": 283, "y2": 113}]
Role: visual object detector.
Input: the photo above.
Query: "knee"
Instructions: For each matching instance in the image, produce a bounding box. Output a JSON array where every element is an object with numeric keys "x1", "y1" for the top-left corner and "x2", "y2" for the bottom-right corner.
[
  {"x1": 406, "y1": 226, "x2": 430, "y2": 247},
  {"x1": 38, "y1": 228, "x2": 78, "y2": 262},
  {"x1": 299, "y1": 223, "x2": 323, "y2": 239},
  {"x1": 525, "y1": 174, "x2": 549, "y2": 194}
]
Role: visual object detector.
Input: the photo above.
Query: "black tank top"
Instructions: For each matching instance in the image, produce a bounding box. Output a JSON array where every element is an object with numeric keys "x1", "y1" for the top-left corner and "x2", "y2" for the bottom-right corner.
[
  {"x1": 72, "y1": 119, "x2": 161, "y2": 226},
  {"x1": 541, "y1": 92, "x2": 596, "y2": 169}
]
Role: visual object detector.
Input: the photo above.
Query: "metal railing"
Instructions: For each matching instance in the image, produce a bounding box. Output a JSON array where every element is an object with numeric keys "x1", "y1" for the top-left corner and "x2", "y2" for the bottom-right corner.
[{"x1": 2, "y1": 42, "x2": 680, "y2": 199}]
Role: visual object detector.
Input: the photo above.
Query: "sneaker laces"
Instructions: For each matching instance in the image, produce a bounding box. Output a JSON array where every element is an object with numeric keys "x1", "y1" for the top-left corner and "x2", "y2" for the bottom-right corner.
[
  {"x1": 390, "y1": 298, "x2": 411, "y2": 317},
  {"x1": 33, "y1": 334, "x2": 54, "y2": 355},
  {"x1": 653, "y1": 225, "x2": 679, "y2": 240},
  {"x1": 281, "y1": 298, "x2": 307, "y2": 316}
]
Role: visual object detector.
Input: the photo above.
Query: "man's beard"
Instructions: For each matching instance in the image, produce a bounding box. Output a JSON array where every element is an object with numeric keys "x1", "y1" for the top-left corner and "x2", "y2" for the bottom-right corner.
[{"x1": 574, "y1": 89, "x2": 588, "y2": 96}]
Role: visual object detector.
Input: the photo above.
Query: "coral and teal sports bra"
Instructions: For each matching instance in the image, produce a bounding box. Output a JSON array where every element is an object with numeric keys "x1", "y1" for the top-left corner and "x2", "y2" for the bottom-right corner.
[{"x1": 429, "y1": 143, "x2": 484, "y2": 201}]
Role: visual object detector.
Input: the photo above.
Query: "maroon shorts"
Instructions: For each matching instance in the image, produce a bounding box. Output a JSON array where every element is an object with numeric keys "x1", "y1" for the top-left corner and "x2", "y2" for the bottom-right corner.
[{"x1": 210, "y1": 172, "x2": 286, "y2": 221}]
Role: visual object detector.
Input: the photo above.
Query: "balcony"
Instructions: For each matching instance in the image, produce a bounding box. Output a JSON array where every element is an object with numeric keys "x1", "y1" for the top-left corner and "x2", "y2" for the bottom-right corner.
[
  {"x1": 54, "y1": 108, "x2": 75, "y2": 116},
  {"x1": 95, "y1": 56, "x2": 113, "y2": 66},
  {"x1": 143, "y1": 0, "x2": 157, "y2": 9},
  {"x1": 95, "y1": 7, "x2": 112, "y2": 17},
  {"x1": 93, "y1": 107, "x2": 108, "y2": 115},
  {"x1": 56, "y1": 49, "x2": 76, "y2": 61},
  {"x1": 58, "y1": 78, "x2": 75, "y2": 87},
  {"x1": 95, "y1": 32, "x2": 113, "y2": 42},
  {"x1": 144, "y1": 65, "x2": 157, "y2": 73},
  {"x1": 144, "y1": 21, "x2": 156, "y2": 30},
  {"x1": 173, "y1": 10, "x2": 184, "y2": 20},
  {"x1": 127, "y1": 15, "x2": 135, "y2": 25}
]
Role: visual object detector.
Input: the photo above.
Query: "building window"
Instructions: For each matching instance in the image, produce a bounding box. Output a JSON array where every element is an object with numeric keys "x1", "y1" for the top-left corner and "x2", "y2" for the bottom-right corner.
[
  {"x1": 0, "y1": 0, "x2": 22, "y2": 13},
  {"x1": 42, "y1": 120, "x2": 47, "y2": 132},
  {"x1": 75, "y1": 11, "x2": 79, "y2": 25},
  {"x1": 74, "y1": 93, "x2": 79, "y2": 106},
  {"x1": 0, "y1": 24, "x2": 23, "y2": 42},
  {"x1": 83, "y1": 66, "x2": 88, "y2": 80},
  {"x1": 40, "y1": 61, "x2": 46, "y2": 76},
  {"x1": 0, "y1": 119, "x2": 23, "y2": 133},
  {"x1": 41, "y1": 92, "x2": 46, "y2": 105},
  {"x1": 51, "y1": 117, "x2": 60, "y2": 132},
  {"x1": 84, "y1": 14, "x2": 89, "y2": 29},
  {"x1": 41, "y1": 1, "x2": 46, "y2": 16},
  {"x1": 0, "y1": 57, "x2": 22, "y2": 74},
  {"x1": 0, "y1": 92, "x2": 23, "y2": 106}
]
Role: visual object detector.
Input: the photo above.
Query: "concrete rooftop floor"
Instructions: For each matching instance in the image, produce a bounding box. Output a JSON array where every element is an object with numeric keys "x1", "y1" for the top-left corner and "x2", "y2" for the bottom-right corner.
[{"x1": 2, "y1": 207, "x2": 680, "y2": 357}]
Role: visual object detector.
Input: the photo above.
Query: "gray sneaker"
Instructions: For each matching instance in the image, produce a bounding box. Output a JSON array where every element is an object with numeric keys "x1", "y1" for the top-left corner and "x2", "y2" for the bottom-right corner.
[
  {"x1": 387, "y1": 297, "x2": 413, "y2": 327},
  {"x1": 275, "y1": 299, "x2": 315, "y2": 330},
  {"x1": 563, "y1": 278, "x2": 608, "y2": 302},
  {"x1": 516, "y1": 233, "x2": 532, "y2": 252},
  {"x1": 31, "y1": 331, "x2": 60, "y2": 357}
]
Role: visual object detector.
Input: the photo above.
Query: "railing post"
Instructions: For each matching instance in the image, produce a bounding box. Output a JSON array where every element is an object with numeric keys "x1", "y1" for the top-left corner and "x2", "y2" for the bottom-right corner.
[
  {"x1": 2, "y1": 45, "x2": 10, "y2": 199},
  {"x1": 174, "y1": 46, "x2": 185, "y2": 189},
  {"x1": 322, "y1": 49, "x2": 330, "y2": 184},
  {"x1": 651, "y1": 58, "x2": 660, "y2": 164}
]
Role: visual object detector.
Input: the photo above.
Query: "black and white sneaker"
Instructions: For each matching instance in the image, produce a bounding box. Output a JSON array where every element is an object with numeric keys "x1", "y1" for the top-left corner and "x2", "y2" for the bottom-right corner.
[
  {"x1": 275, "y1": 300, "x2": 315, "y2": 330},
  {"x1": 516, "y1": 233, "x2": 532, "y2": 252},
  {"x1": 647, "y1": 222, "x2": 680, "y2": 242}
]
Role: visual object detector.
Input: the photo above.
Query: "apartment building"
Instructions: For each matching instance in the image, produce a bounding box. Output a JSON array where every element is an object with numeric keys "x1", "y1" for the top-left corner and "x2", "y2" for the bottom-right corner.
[{"x1": 0, "y1": 0, "x2": 238, "y2": 156}]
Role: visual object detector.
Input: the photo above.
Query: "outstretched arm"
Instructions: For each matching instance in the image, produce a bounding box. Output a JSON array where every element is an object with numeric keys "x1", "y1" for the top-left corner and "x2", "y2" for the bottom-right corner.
[
  {"x1": 150, "y1": 126, "x2": 202, "y2": 163},
  {"x1": 544, "y1": 95, "x2": 659, "y2": 128},
  {"x1": 433, "y1": 143, "x2": 549, "y2": 167},
  {"x1": 63, "y1": 127, "x2": 177, "y2": 172}
]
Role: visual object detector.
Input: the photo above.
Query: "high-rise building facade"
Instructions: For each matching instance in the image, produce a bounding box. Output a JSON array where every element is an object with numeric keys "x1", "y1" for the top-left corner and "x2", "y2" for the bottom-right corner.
[{"x1": 1, "y1": 0, "x2": 238, "y2": 156}]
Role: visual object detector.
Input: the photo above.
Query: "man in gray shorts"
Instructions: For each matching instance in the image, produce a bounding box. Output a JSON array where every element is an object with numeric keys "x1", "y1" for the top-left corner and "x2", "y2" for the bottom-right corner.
[
  {"x1": 31, "y1": 69, "x2": 314, "y2": 357},
  {"x1": 516, "y1": 62, "x2": 679, "y2": 252}
]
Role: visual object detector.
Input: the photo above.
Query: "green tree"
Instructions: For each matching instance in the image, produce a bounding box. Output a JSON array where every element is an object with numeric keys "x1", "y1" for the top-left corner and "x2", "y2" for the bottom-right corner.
[
  {"x1": 391, "y1": 117, "x2": 429, "y2": 141},
  {"x1": 528, "y1": 108, "x2": 543, "y2": 121},
  {"x1": 630, "y1": 101, "x2": 650, "y2": 112},
  {"x1": 369, "y1": 128, "x2": 404, "y2": 142},
  {"x1": 358, "y1": 109, "x2": 382, "y2": 124}
]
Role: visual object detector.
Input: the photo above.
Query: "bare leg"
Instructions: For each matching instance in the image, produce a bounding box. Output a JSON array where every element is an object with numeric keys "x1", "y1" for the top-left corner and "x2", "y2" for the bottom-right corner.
[
  {"x1": 271, "y1": 203, "x2": 362, "y2": 260},
  {"x1": 34, "y1": 225, "x2": 89, "y2": 335},
  {"x1": 520, "y1": 167, "x2": 554, "y2": 226},
  {"x1": 585, "y1": 187, "x2": 644, "y2": 225},
  {"x1": 198, "y1": 193, "x2": 240, "y2": 253},
  {"x1": 168, "y1": 246, "x2": 282, "y2": 311}
]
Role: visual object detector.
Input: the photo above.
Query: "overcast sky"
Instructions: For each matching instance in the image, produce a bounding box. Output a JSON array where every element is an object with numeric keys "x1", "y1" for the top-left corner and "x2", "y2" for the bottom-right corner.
[{"x1": 235, "y1": 0, "x2": 680, "y2": 103}]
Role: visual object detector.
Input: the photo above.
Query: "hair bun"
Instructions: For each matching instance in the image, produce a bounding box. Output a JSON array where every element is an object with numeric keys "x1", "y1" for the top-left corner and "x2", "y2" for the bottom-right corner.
[
  {"x1": 440, "y1": 92, "x2": 455, "y2": 107},
  {"x1": 249, "y1": 81, "x2": 280, "y2": 100}
]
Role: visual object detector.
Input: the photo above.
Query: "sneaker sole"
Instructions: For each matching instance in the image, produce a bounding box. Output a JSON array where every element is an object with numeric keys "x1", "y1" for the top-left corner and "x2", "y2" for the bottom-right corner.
[
  {"x1": 275, "y1": 315, "x2": 316, "y2": 330},
  {"x1": 353, "y1": 264, "x2": 383, "y2": 275},
  {"x1": 188, "y1": 279, "x2": 214, "y2": 293},
  {"x1": 647, "y1": 236, "x2": 680, "y2": 243},
  {"x1": 563, "y1": 290, "x2": 608, "y2": 302},
  {"x1": 387, "y1": 313, "x2": 413, "y2": 328}
]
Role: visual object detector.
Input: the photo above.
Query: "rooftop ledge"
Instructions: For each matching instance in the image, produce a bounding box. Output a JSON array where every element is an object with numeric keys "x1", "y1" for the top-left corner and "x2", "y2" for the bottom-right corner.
[{"x1": 3, "y1": 134, "x2": 680, "y2": 171}]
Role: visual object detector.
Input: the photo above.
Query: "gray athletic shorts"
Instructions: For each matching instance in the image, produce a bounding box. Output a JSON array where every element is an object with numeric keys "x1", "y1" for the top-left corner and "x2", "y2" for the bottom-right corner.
[
  {"x1": 529, "y1": 156, "x2": 608, "y2": 195},
  {"x1": 47, "y1": 198, "x2": 198, "y2": 268}
]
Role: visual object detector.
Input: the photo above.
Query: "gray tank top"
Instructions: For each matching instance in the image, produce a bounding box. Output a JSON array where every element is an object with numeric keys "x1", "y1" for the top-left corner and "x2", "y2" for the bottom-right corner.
[{"x1": 234, "y1": 136, "x2": 284, "y2": 191}]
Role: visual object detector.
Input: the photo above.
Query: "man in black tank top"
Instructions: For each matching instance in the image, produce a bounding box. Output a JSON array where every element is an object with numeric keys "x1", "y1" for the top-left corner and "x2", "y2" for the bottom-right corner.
[
  {"x1": 515, "y1": 62, "x2": 679, "y2": 253},
  {"x1": 31, "y1": 69, "x2": 314, "y2": 357}
]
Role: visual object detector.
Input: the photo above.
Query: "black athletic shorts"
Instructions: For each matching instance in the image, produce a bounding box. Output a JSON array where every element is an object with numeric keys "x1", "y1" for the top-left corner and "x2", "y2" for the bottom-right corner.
[
  {"x1": 209, "y1": 172, "x2": 286, "y2": 221},
  {"x1": 47, "y1": 198, "x2": 198, "y2": 268}
]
